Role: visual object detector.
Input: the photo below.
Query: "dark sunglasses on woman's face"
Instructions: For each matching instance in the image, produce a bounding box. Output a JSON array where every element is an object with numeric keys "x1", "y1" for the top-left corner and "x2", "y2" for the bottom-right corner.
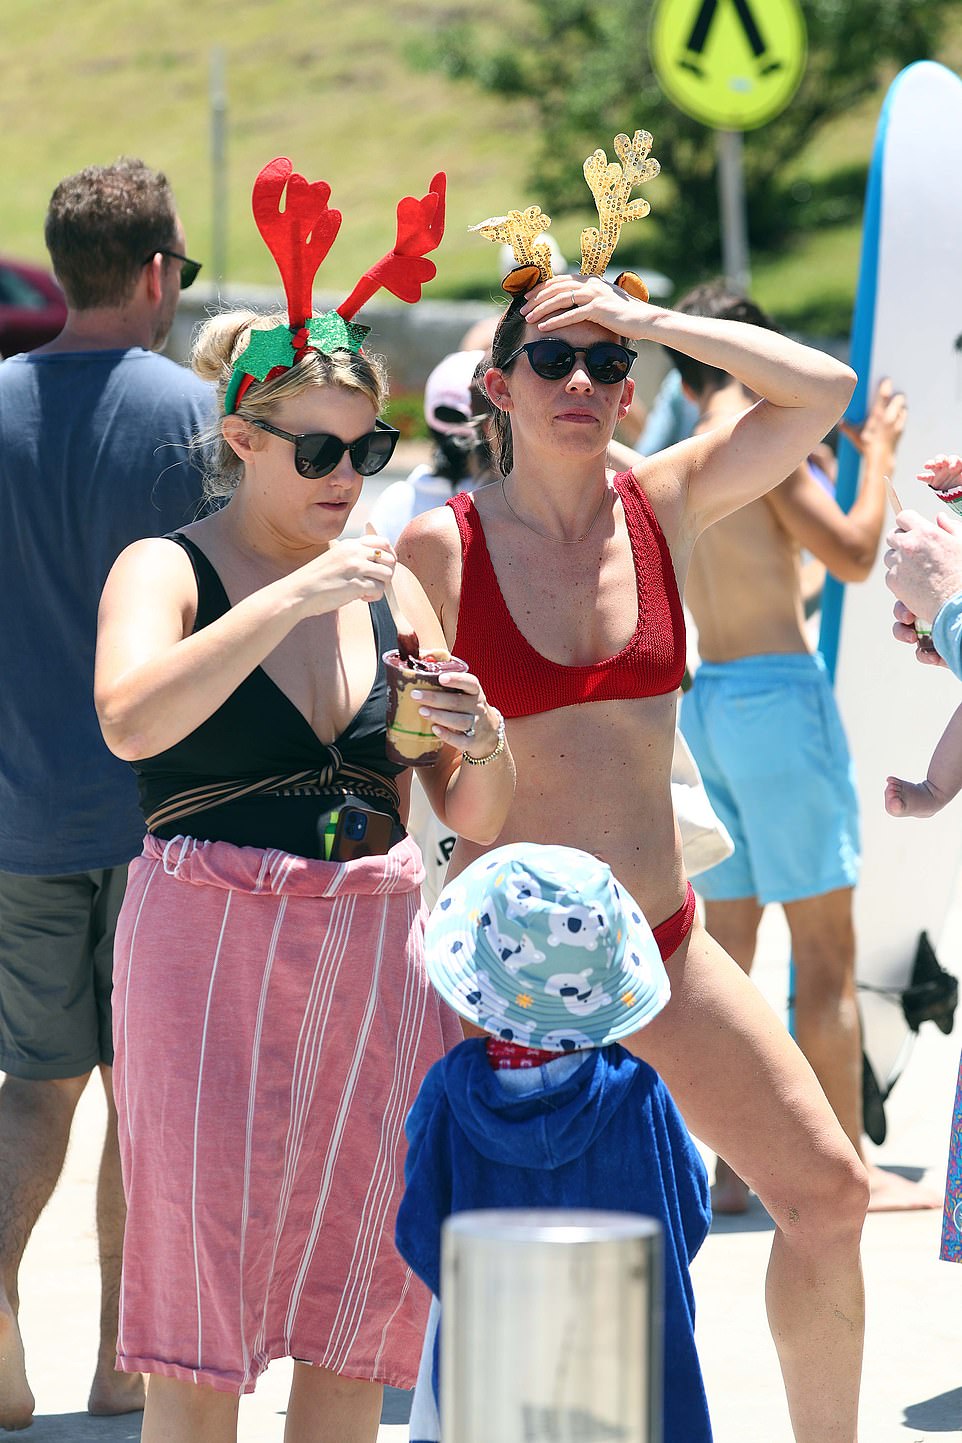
[
  {"x1": 142, "y1": 249, "x2": 202, "y2": 290},
  {"x1": 246, "y1": 417, "x2": 400, "y2": 479},
  {"x1": 502, "y1": 338, "x2": 637, "y2": 385}
]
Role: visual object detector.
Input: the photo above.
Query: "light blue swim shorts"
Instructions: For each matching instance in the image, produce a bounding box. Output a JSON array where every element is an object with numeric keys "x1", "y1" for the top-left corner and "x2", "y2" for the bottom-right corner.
[{"x1": 680, "y1": 652, "x2": 860, "y2": 905}]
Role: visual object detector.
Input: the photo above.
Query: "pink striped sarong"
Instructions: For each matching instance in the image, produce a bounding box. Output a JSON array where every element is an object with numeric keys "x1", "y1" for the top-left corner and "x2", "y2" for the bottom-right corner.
[{"x1": 112, "y1": 832, "x2": 462, "y2": 1395}]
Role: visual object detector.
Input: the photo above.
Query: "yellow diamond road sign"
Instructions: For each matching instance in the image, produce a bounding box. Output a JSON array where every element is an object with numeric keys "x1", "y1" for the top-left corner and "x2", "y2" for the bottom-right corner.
[{"x1": 650, "y1": 0, "x2": 807, "y2": 132}]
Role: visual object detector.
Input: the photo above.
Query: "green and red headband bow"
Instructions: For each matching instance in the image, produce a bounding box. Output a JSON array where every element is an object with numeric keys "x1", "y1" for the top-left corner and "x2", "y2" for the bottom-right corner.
[{"x1": 225, "y1": 157, "x2": 446, "y2": 414}]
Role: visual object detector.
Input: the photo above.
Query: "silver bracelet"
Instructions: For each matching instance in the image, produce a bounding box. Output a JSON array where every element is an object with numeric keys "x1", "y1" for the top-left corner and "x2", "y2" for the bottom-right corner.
[{"x1": 463, "y1": 709, "x2": 506, "y2": 766}]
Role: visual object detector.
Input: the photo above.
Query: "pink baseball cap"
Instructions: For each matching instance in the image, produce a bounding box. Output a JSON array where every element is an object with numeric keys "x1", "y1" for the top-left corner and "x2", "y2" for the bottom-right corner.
[{"x1": 424, "y1": 350, "x2": 487, "y2": 437}]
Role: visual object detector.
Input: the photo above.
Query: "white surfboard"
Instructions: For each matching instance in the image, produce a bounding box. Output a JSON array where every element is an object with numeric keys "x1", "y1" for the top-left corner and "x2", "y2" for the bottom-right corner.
[{"x1": 819, "y1": 60, "x2": 962, "y2": 1130}]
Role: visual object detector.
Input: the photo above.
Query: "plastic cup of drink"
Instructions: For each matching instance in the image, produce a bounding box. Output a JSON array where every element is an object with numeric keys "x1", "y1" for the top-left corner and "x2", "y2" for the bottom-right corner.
[{"x1": 383, "y1": 649, "x2": 470, "y2": 767}]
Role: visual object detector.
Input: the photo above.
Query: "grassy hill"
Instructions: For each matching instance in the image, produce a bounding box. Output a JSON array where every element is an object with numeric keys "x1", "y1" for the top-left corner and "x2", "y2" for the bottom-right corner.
[
  {"x1": 4, "y1": 0, "x2": 961, "y2": 334},
  {"x1": 2, "y1": 0, "x2": 532, "y2": 298}
]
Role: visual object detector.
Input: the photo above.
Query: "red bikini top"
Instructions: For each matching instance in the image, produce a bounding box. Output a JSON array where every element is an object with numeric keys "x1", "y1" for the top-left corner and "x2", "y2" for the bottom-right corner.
[{"x1": 446, "y1": 471, "x2": 686, "y2": 720}]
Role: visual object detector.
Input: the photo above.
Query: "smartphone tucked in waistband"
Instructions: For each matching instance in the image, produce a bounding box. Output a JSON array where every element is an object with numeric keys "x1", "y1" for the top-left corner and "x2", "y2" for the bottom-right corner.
[{"x1": 319, "y1": 802, "x2": 403, "y2": 862}]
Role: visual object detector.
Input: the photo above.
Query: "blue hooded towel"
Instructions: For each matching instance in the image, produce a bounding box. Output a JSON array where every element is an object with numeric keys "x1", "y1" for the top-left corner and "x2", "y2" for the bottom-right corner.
[{"x1": 395, "y1": 1039, "x2": 713, "y2": 1443}]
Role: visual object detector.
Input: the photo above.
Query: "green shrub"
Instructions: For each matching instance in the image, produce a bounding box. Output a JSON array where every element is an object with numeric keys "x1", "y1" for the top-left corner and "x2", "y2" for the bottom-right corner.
[{"x1": 383, "y1": 392, "x2": 428, "y2": 440}]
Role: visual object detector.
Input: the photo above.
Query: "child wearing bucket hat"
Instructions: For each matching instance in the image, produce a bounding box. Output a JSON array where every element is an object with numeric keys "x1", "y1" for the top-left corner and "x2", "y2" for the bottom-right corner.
[{"x1": 395, "y1": 843, "x2": 713, "y2": 1443}]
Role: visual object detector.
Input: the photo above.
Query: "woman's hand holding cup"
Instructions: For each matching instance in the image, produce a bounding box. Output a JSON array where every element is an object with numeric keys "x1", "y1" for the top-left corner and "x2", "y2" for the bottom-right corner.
[{"x1": 412, "y1": 670, "x2": 499, "y2": 757}]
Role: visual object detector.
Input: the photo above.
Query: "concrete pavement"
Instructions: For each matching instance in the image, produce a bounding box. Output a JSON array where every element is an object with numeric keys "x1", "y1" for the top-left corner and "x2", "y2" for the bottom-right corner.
[
  {"x1": 5, "y1": 887, "x2": 960, "y2": 1441},
  {"x1": 694, "y1": 899, "x2": 961, "y2": 1442}
]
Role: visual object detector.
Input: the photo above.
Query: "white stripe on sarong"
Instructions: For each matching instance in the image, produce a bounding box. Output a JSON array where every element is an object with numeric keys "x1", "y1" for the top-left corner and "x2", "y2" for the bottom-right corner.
[
  {"x1": 238, "y1": 894, "x2": 288, "y2": 1387},
  {"x1": 326, "y1": 890, "x2": 429, "y2": 1368},
  {"x1": 284, "y1": 896, "x2": 394, "y2": 1339},
  {"x1": 249, "y1": 892, "x2": 357, "y2": 1363},
  {"x1": 191, "y1": 891, "x2": 233, "y2": 1372},
  {"x1": 116, "y1": 858, "x2": 160, "y2": 1358},
  {"x1": 373, "y1": 1266, "x2": 416, "y2": 1380}
]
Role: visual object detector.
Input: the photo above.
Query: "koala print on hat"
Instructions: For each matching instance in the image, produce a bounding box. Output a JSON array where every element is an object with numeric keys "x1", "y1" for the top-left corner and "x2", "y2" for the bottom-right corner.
[
  {"x1": 453, "y1": 967, "x2": 504, "y2": 1020},
  {"x1": 425, "y1": 843, "x2": 671, "y2": 1050},
  {"x1": 546, "y1": 902, "x2": 607, "y2": 951},
  {"x1": 539, "y1": 1027, "x2": 597, "y2": 1052},
  {"x1": 483, "y1": 1015, "x2": 536, "y2": 1045},
  {"x1": 480, "y1": 908, "x2": 546, "y2": 974},
  {"x1": 502, "y1": 868, "x2": 543, "y2": 921},
  {"x1": 544, "y1": 970, "x2": 612, "y2": 1016}
]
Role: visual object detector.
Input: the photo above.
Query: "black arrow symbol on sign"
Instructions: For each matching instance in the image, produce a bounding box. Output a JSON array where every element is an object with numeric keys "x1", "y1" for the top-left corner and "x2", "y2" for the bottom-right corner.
[{"x1": 678, "y1": 0, "x2": 784, "y2": 79}]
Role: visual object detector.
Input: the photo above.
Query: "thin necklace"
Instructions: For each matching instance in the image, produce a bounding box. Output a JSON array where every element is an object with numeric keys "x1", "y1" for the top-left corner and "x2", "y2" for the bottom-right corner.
[{"x1": 500, "y1": 477, "x2": 611, "y2": 545}]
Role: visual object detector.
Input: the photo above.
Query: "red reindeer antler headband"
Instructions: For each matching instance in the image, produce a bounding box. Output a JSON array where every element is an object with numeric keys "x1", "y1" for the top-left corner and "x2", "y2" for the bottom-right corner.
[{"x1": 225, "y1": 157, "x2": 446, "y2": 413}]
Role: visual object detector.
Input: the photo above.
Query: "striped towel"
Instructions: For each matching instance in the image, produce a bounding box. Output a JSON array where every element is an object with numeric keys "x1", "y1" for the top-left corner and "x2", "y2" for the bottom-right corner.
[{"x1": 112, "y1": 832, "x2": 463, "y2": 1395}]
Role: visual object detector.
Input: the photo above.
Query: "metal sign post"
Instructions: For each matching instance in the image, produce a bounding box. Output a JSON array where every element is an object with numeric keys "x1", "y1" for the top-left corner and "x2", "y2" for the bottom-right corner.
[
  {"x1": 441, "y1": 1209, "x2": 663, "y2": 1443},
  {"x1": 716, "y1": 129, "x2": 751, "y2": 292},
  {"x1": 209, "y1": 47, "x2": 228, "y2": 286}
]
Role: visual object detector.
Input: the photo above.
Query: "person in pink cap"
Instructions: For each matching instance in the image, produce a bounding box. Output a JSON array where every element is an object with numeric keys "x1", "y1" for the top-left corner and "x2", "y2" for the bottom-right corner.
[
  {"x1": 369, "y1": 349, "x2": 499, "y2": 908},
  {"x1": 368, "y1": 349, "x2": 495, "y2": 545}
]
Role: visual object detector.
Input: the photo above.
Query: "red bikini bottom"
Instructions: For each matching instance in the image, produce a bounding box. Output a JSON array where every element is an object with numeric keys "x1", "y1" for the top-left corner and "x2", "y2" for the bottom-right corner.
[{"x1": 652, "y1": 881, "x2": 696, "y2": 963}]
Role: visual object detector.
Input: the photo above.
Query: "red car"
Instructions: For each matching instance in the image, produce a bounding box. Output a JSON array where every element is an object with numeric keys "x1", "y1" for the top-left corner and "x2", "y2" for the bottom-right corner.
[{"x1": 0, "y1": 256, "x2": 66, "y2": 357}]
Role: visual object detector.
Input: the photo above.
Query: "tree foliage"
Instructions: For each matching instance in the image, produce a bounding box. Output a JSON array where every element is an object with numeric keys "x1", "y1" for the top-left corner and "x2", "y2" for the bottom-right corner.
[{"x1": 420, "y1": 0, "x2": 957, "y2": 284}]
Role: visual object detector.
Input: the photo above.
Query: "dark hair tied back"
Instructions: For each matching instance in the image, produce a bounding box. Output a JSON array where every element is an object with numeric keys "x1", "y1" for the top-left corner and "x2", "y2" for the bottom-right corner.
[{"x1": 488, "y1": 296, "x2": 529, "y2": 476}]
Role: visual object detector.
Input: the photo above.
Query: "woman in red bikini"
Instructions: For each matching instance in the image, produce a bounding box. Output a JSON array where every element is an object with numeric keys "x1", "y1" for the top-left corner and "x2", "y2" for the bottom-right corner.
[{"x1": 398, "y1": 138, "x2": 867, "y2": 1443}]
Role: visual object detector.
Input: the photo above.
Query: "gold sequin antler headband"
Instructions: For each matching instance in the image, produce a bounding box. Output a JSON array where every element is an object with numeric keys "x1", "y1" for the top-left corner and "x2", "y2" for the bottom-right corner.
[{"x1": 471, "y1": 130, "x2": 660, "y2": 301}]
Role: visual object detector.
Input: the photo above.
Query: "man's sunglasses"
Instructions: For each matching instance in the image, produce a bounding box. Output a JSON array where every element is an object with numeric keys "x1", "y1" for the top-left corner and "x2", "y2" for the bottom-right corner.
[
  {"x1": 247, "y1": 417, "x2": 400, "y2": 479},
  {"x1": 143, "y1": 249, "x2": 202, "y2": 290},
  {"x1": 502, "y1": 338, "x2": 637, "y2": 385}
]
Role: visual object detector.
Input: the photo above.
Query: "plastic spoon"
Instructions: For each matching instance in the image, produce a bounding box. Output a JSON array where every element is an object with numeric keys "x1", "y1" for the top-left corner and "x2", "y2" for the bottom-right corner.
[
  {"x1": 884, "y1": 474, "x2": 903, "y2": 513},
  {"x1": 365, "y1": 524, "x2": 420, "y2": 661}
]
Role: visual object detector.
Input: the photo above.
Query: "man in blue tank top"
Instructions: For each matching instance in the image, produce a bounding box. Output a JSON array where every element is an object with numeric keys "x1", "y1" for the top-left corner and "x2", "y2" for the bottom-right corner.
[{"x1": 0, "y1": 158, "x2": 212, "y2": 1428}]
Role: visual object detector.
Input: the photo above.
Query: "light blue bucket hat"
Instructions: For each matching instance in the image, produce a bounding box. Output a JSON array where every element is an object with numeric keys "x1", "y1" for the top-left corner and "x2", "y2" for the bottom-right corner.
[{"x1": 424, "y1": 843, "x2": 671, "y2": 1052}]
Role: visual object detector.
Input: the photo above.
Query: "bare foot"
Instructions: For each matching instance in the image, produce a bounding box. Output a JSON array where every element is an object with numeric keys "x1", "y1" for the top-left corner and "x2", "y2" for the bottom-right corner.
[
  {"x1": 0, "y1": 1300, "x2": 34, "y2": 1431},
  {"x1": 867, "y1": 1164, "x2": 943, "y2": 1212},
  {"x1": 884, "y1": 776, "x2": 941, "y2": 818},
  {"x1": 711, "y1": 1158, "x2": 752, "y2": 1215},
  {"x1": 87, "y1": 1360, "x2": 145, "y2": 1417}
]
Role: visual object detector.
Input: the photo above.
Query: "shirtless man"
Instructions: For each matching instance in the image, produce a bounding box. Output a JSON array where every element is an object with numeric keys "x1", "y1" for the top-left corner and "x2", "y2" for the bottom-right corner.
[{"x1": 671, "y1": 283, "x2": 927, "y2": 1213}]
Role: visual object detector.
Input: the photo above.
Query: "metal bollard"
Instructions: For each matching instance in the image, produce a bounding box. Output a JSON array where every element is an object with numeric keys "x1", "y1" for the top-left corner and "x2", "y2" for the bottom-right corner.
[{"x1": 441, "y1": 1209, "x2": 663, "y2": 1443}]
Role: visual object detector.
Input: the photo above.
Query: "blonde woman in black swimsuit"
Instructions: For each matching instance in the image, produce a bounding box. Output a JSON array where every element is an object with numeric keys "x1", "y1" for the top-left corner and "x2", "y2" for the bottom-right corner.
[{"x1": 94, "y1": 313, "x2": 514, "y2": 1443}]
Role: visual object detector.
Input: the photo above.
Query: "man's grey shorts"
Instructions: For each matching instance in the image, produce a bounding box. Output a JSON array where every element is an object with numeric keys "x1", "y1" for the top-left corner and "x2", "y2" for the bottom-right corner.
[{"x1": 0, "y1": 866, "x2": 128, "y2": 1079}]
